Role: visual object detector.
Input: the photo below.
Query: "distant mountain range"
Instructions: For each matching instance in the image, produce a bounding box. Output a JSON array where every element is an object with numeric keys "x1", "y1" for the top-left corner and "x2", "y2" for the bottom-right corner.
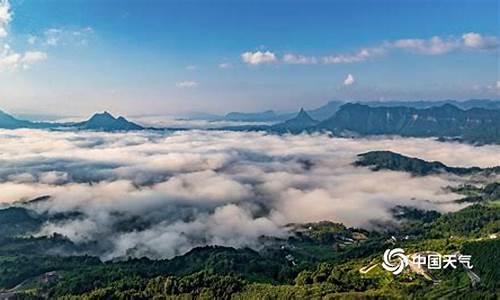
[
  {"x1": 0, "y1": 110, "x2": 143, "y2": 132},
  {"x1": 217, "y1": 99, "x2": 500, "y2": 122},
  {"x1": 1, "y1": 100, "x2": 499, "y2": 144},
  {"x1": 224, "y1": 103, "x2": 500, "y2": 144},
  {"x1": 218, "y1": 101, "x2": 344, "y2": 122},
  {"x1": 361, "y1": 99, "x2": 500, "y2": 111},
  {"x1": 225, "y1": 110, "x2": 279, "y2": 122},
  {"x1": 318, "y1": 103, "x2": 500, "y2": 144}
]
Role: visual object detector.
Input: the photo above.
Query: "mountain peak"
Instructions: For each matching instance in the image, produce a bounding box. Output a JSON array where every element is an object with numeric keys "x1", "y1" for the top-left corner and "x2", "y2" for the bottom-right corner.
[
  {"x1": 271, "y1": 108, "x2": 318, "y2": 133},
  {"x1": 90, "y1": 111, "x2": 116, "y2": 121},
  {"x1": 80, "y1": 111, "x2": 144, "y2": 131},
  {"x1": 439, "y1": 103, "x2": 461, "y2": 111},
  {"x1": 292, "y1": 108, "x2": 316, "y2": 123}
]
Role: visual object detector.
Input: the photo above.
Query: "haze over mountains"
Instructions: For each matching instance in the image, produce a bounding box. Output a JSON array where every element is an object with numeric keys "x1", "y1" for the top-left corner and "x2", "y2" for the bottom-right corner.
[
  {"x1": 1, "y1": 99, "x2": 499, "y2": 144},
  {"x1": 316, "y1": 103, "x2": 500, "y2": 144},
  {"x1": 218, "y1": 99, "x2": 500, "y2": 122},
  {"x1": 227, "y1": 101, "x2": 500, "y2": 144}
]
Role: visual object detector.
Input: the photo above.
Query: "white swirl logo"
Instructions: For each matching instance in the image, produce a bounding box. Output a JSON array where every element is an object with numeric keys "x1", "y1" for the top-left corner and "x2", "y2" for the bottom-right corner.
[{"x1": 382, "y1": 248, "x2": 409, "y2": 275}]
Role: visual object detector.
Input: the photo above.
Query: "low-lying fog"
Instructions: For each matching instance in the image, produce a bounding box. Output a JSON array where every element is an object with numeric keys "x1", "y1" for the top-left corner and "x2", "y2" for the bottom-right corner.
[{"x1": 1, "y1": 129, "x2": 499, "y2": 259}]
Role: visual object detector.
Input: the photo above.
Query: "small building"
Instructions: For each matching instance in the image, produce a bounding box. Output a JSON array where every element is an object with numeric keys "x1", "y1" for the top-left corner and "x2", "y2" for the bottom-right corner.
[
  {"x1": 41, "y1": 272, "x2": 59, "y2": 284},
  {"x1": 285, "y1": 254, "x2": 297, "y2": 266}
]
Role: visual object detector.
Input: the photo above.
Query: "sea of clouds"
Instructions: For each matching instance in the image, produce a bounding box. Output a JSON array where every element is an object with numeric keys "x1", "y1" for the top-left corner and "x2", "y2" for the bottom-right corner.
[{"x1": 1, "y1": 129, "x2": 499, "y2": 260}]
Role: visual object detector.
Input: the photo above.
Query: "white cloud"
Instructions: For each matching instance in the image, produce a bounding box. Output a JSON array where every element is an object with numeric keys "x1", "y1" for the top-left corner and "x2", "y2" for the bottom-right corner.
[
  {"x1": 462, "y1": 32, "x2": 483, "y2": 48},
  {"x1": 283, "y1": 53, "x2": 317, "y2": 64},
  {"x1": 393, "y1": 33, "x2": 498, "y2": 55},
  {"x1": 27, "y1": 35, "x2": 37, "y2": 45},
  {"x1": 0, "y1": 2, "x2": 47, "y2": 72},
  {"x1": 393, "y1": 36, "x2": 458, "y2": 55},
  {"x1": 343, "y1": 73, "x2": 355, "y2": 85},
  {"x1": 0, "y1": 45, "x2": 47, "y2": 71},
  {"x1": 496, "y1": 81, "x2": 500, "y2": 90},
  {"x1": 265, "y1": 32, "x2": 500, "y2": 67},
  {"x1": 44, "y1": 27, "x2": 93, "y2": 47},
  {"x1": 22, "y1": 51, "x2": 48, "y2": 63},
  {"x1": 0, "y1": 6, "x2": 92, "y2": 71},
  {"x1": 45, "y1": 29, "x2": 62, "y2": 46},
  {"x1": 0, "y1": 0, "x2": 12, "y2": 38},
  {"x1": 73, "y1": 27, "x2": 93, "y2": 35},
  {"x1": 462, "y1": 32, "x2": 499, "y2": 50},
  {"x1": 323, "y1": 46, "x2": 386, "y2": 64},
  {"x1": 0, "y1": 44, "x2": 19, "y2": 70},
  {"x1": 218, "y1": 62, "x2": 232, "y2": 69},
  {"x1": 186, "y1": 65, "x2": 197, "y2": 70},
  {"x1": 176, "y1": 81, "x2": 198, "y2": 88},
  {"x1": 46, "y1": 37, "x2": 59, "y2": 46},
  {"x1": 241, "y1": 50, "x2": 277, "y2": 65}
]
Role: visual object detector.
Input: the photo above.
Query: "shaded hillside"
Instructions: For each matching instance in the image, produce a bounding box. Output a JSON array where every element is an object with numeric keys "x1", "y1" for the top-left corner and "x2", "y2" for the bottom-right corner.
[
  {"x1": 0, "y1": 207, "x2": 42, "y2": 239},
  {"x1": 355, "y1": 150, "x2": 500, "y2": 176},
  {"x1": 0, "y1": 110, "x2": 55, "y2": 129},
  {"x1": 305, "y1": 101, "x2": 345, "y2": 121}
]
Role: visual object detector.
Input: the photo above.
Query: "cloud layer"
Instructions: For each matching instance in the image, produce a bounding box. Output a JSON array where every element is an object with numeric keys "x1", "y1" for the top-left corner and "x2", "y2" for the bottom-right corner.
[{"x1": 1, "y1": 129, "x2": 499, "y2": 260}]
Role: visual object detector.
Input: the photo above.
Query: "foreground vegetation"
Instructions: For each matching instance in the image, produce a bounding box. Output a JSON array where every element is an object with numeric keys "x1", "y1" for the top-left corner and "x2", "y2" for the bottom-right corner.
[{"x1": 1, "y1": 185, "x2": 499, "y2": 299}]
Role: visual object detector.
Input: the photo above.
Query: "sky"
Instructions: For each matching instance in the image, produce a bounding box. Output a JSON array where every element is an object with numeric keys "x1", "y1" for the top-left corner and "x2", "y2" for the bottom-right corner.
[{"x1": 0, "y1": 0, "x2": 498, "y2": 117}]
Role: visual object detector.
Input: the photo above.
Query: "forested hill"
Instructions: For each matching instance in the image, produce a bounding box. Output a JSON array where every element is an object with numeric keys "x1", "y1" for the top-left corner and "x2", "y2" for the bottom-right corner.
[
  {"x1": 1, "y1": 202, "x2": 498, "y2": 299},
  {"x1": 355, "y1": 150, "x2": 500, "y2": 176}
]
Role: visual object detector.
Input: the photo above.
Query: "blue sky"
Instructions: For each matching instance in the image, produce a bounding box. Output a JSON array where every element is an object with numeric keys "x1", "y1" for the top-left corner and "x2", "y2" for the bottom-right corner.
[{"x1": 0, "y1": 0, "x2": 498, "y2": 116}]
